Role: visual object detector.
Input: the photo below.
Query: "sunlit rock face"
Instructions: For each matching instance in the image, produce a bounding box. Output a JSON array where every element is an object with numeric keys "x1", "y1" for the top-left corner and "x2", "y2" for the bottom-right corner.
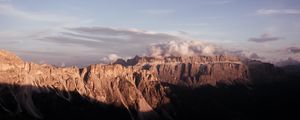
[
  {"x1": 115, "y1": 55, "x2": 250, "y2": 86},
  {"x1": 0, "y1": 50, "x2": 283, "y2": 120},
  {"x1": 0, "y1": 50, "x2": 170, "y2": 120}
]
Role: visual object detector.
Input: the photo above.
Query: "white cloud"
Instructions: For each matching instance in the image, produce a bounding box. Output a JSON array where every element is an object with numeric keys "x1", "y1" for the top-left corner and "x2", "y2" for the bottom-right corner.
[
  {"x1": 0, "y1": 4, "x2": 77, "y2": 22},
  {"x1": 147, "y1": 40, "x2": 223, "y2": 57},
  {"x1": 101, "y1": 54, "x2": 120, "y2": 63},
  {"x1": 257, "y1": 9, "x2": 300, "y2": 15},
  {"x1": 146, "y1": 40, "x2": 268, "y2": 61}
]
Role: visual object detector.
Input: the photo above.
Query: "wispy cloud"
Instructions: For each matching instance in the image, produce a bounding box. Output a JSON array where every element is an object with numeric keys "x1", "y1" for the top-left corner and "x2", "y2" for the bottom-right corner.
[
  {"x1": 209, "y1": 0, "x2": 233, "y2": 4},
  {"x1": 40, "y1": 26, "x2": 182, "y2": 57},
  {"x1": 140, "y1": 9, "x2": 174, "y2": 15},
  {"x1": 257, "y1": 9, "x2": 300, "y2": 15},
  {"x1": 248, "y1": 34, "x2": 281, "y2": 43},
  {"x1": 0, "y1": 25, "x2": 183, "y2": 66},
  {"x1": 287, "y1": 47, "x2": 300, "y2": 54},
  {"x1": 0, "y1": 4, "x2": 77, "y2": 22},
  {"x1": 14, "y1": 49, "x2": 101, "y2": 67},
  {"x1": 0, "y1": 0, "x2": 10, "y2": 2},
  {"x1": 172, "y1": 23, "x2": 209, "y2": 27},
  {"x1": 177, "y1": 31, "x2": 188, "y2": 35}
]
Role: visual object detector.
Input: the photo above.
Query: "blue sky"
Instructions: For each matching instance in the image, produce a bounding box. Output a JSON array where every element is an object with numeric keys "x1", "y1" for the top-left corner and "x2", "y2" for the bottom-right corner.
[{"x1": 0, "y1": 0, "x2": 300, "y2": 66}]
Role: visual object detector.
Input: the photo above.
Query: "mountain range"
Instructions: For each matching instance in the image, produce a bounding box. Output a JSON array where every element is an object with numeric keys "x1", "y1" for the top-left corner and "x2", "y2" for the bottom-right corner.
[{"x1": 0, "y1": 49, "x2": 299, "y2": 120}]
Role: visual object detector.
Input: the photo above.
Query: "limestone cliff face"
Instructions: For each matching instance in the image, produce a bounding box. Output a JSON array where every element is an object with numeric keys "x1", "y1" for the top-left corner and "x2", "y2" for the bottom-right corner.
[
  {"x1": 0, "y1": 50, "x2": 280, "y2": 120},
  {"x1": 115, "y1": 55, "x2": 250, "y2": 86}
]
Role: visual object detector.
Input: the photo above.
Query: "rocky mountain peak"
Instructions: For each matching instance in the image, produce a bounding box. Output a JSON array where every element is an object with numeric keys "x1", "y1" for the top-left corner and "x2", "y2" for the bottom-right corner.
[
  {"x1": 0, "y1": 49, "x2": 23, "y2": 64},
  {"x1": 0, "y1": 50, "x2": 24, "y2": 71}
]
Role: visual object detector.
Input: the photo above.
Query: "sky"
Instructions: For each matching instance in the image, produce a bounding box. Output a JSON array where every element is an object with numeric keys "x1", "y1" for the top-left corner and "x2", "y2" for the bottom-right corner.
[{"x1": 0, "y1": 0, "x2": 300, "y2": 66}]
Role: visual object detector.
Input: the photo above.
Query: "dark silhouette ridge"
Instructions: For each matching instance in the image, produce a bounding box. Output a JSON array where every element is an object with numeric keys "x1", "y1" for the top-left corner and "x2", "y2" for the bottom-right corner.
[
  {"x1": 0, "y1": 84, "x2": 132, "y2": 120},
  {"x1": 1, "y1": 74, "x2": 300, "y2": 120},
  {"x1": 160, "y1": 77, "x2": 300, "y2": 120}
]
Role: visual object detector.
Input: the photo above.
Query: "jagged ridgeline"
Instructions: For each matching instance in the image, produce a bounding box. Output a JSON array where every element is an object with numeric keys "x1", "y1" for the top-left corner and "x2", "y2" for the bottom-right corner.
[{"x1": 0, "y1": 49, "x2": 298, "y2": 120}]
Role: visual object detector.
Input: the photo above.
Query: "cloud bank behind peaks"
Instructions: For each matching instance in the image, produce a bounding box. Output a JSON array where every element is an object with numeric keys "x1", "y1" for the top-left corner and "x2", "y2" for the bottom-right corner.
[
  {"x1": 101, "y1": 54, "x2": 120, "y2": 63},
  {"x1": 147, "y1": 40, "x2": 266, "y2": 61},
  {"x1": 147, "y1": 40, "x2": 223, "y2": 57}
]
